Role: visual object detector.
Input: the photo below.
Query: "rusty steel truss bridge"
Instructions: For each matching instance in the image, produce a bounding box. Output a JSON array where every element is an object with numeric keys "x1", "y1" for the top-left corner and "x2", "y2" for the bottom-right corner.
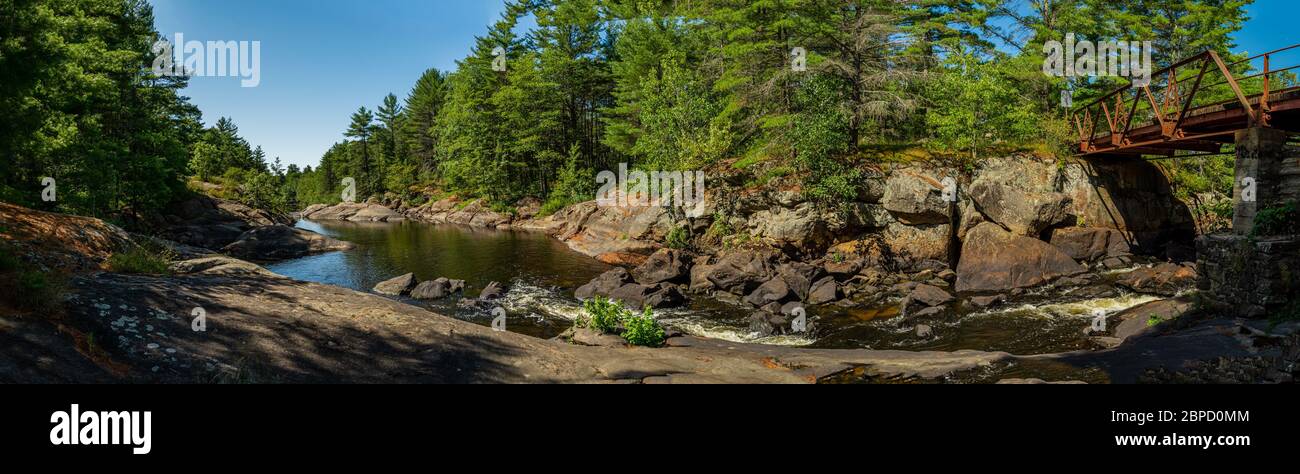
[{"x1": 1071, "y1": 44, "x2": 1300, "y2": 158}]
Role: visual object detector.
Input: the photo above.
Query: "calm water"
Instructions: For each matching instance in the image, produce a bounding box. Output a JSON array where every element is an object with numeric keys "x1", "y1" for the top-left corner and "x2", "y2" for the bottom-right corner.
[{"x1": 269, "y1": 220, "x2": 1158, "y2": 354}]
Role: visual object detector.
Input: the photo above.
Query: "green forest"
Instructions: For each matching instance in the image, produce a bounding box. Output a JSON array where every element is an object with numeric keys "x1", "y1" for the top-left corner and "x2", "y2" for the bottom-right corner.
[{"x1": 0, "y1": 0, "x2": 1265, "y2": 224}]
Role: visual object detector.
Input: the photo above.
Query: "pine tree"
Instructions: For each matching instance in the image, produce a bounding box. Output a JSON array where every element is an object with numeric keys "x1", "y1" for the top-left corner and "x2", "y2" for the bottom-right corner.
[
  {"x1": 345, "y1": 107, "x2": 377, "y2": 196},
  {"x1": 402, "y1": 69, "x2": 449, "y2": 180}
]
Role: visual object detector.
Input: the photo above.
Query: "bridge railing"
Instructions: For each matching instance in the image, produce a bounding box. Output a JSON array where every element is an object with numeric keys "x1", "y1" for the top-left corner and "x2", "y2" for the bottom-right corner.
[{"x1": 1069, "y1": 43, "x2": 1300, "y2": 155}]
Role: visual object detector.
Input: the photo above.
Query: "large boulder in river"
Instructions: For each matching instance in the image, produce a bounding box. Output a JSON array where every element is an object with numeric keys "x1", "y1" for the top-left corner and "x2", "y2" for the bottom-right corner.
[
  {"x1": 881, "y1": 169, "x2": 951, "y2": 225},
  {"x1": 374, "y1": 273, "x2": 419, "y2": 296},
  {"x1": 1115, "y1": 263, "x2": 1197, "y2": 297},
  {"x1": 610, "y1": 283, "x2": 686, "y2": 309},
  {"x1": 955, "y1": 223, "x2": 1086, "y2": 293},
  {"x1": 744, "y1": 277, "x2": 792, "y2": 307},
  {"x1": 689, "y1": 249, "x2": 778, "y2": 295},
  {"x1": 776, "y1": 262, "x2": 823, "y2": 301},
  {"x1": 347, "y1": 203, "x2": 406, "y2": 222},
  {"x1": 968, "y1": 157, "x2": 1073, "y2": 237},
  {"x1": 576, "y1": 268, "x2": 634, "y2": 300},
  {"x1": 907, "y1": 284, "x2": 955, "y2": 307},
  {"x1": 630, "y1": 249, "x2": 693, "y2": 285},
  {"x1": 1048, "y1": 227, "x2": 1132, "y2": 261},
  {"x1": 411, "y1": 279, "x2": 453, "y2": 300},
  {"x1": 220, "y1": 225, "x2": 353, "y2": 261},
  {"x1": 807, "y1": 277, "x2": 840, "y2": 305},
  {"x1": 577, "y1": 268, "x2": 685, "y2": 308}
]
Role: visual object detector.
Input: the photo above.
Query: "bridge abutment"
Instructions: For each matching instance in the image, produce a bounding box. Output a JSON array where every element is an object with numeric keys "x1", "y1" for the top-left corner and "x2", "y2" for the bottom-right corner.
[{"x1": 1198, "y1": 127, "x2": 1299, "y2": 317}]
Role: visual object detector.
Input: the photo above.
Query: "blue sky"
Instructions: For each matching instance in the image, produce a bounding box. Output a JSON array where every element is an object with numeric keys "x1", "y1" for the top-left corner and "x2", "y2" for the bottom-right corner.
[{"x1": 149, "y1": 0, "x2": 1297, "y2": 170}]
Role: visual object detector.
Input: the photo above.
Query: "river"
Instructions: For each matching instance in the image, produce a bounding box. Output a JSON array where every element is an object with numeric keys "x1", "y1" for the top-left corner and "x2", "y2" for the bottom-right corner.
[{"x1": 267, "y1": 219, "x2": 1160, "y2": 355}]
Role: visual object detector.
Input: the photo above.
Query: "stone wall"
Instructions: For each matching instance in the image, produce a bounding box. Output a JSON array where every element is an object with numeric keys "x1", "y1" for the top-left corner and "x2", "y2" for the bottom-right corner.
[{"x1": 1196, "y1": 234, "x2": 1300, "y2": 317}]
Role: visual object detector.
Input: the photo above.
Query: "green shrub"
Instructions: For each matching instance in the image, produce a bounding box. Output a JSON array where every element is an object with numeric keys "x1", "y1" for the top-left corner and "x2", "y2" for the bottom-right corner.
[
  {"x1": 576, "y1": 297, "x2": 667, "y2": 347},
  {"x1": 106, "y1": 245, "x2": 173, "y2": 275},
  {"x1": 1252, "y1": 201, "x2": 1299, "y2": 237},
  {"x1": 1146, "y1": 315, "x2": 1164, "y2": 327},
  {"x1": 665, "y1": 226, "x2": 689, "y2": 250},
  {"x1": 621, "y1": 307, "x2": 666, "y2": 347},
  {"x1": 578, "y1": 297, "x2": 625, "y2": 334}
]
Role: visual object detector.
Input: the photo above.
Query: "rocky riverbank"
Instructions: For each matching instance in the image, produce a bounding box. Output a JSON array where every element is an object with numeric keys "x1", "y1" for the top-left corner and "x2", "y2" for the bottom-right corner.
[
  {"x1": 303, "y1": 155, "x2": 1203, "y2": 333},
  {"x1": 2, "y1": 200, "x2": 1296, "y2": 383}
]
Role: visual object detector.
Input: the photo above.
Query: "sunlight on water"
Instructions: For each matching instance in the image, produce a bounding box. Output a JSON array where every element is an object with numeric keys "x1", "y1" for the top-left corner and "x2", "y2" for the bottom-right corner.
[{"x1": 968, "y1": 291, "x2": 1162, "y2": 320}]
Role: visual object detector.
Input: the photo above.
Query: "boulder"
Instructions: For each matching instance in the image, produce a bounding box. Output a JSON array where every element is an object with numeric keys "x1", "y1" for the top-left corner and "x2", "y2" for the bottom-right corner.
[
  {"x1": 448, "y1": 279, "x2": 466, "y2": 293},
  {"x1": 747, "y1": 311, "x2": 792, "y2": 337},
  {"x1": 955, "y1": 223, "x2": 1086, "y2": 293},
  {"x1": 777, "y1": 262, "x2": 823, "y2": 301},
  {"x1": 907, "y1": 284, "x2": 954, "y2": 307},
  {"x1": 575, "y1": 268, "x2": 633, "y2": 300},
  {"x1": 808, "y1": 277, "x2": 840, "y2": 305},
  {"x1": 411, "y1": 279, "x2": 452, "y2": 300},
  {"x1": 909, "y1": 305, "x2": 946, "y2": 318},
  {"x1": 631, "y1": 249, "x2": 693, "y2": 285},
  {"x1": 1049, "y1": 227, "x2": 1131, "y2": 261},
  {"x1": 968, "y1": 294, "x2": 1007, "y2": 309},
  {"x1": 693, "y1": 250, "x2": 777, "y2": 295},
  {"x1": 161, "y1": 195, "x2": 292, "y2": 250},
  {"x1": 882, "y1": 169, "x2": 951, "y2": 225},
  {"x1": 373, "y1": 273, "x2": 419, "y2": 296},
  {"x1": 879, "y1": 222, "x2": 951, "y2": 269},
  {"x1": 609, "y1": 283, "x2": 685, "y2": 309},
  {"x1": 823, "y1": 257, "x2": 864, "y2": 278},
  {"x1": 746, "y1": 202, "x2": 837, "y2": 253},
  {"x1": 1115, "y1": 263, "x2": 1197, "y2": 297},
  {"x1": 744, "y1": 278, "x2": 792, "y2": 307},
  {"x1": 220, "y1": 225, "x2": 353, "y2": 261},
  {"x1": 346, "y1": 203, "x2": 405, "y2": 222},
  {"x1": 968, "y1": 157, "x2": 1073, "y2": 236}
]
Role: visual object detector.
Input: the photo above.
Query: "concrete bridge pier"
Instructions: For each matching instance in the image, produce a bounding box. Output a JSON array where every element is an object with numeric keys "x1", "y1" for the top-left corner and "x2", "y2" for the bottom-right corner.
[{"x1": 1232, "y1": 127, "x2": 1295, "y2": 234}]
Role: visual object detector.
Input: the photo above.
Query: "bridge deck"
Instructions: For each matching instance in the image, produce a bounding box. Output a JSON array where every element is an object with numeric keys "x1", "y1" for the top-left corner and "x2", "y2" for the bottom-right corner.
[{"x1": 1081, "y1": 87, "x2": 1300, "y2": 157}]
